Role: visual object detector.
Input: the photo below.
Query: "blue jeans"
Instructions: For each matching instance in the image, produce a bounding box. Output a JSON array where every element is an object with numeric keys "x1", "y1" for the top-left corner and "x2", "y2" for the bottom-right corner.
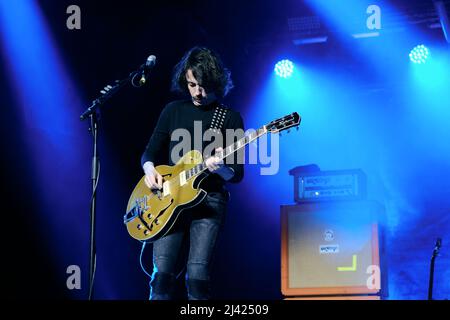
[{"x1": 149, "y1": 191, "x2": 228, "y2": 300}]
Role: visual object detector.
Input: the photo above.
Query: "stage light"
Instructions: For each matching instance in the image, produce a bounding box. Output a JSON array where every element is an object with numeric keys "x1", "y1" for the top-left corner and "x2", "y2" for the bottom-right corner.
[
  {"x1": 409, "y1": 45, "x2": 430, "y2": 64},
  {"x1": 274, "y1": 59, "x2": 294, "y2": 78}
]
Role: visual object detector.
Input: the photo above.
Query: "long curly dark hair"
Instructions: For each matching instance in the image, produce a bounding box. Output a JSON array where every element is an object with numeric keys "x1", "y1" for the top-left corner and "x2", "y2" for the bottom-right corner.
[{"x1": 171, "y1": 46, "x2": 234, "y2": 98}]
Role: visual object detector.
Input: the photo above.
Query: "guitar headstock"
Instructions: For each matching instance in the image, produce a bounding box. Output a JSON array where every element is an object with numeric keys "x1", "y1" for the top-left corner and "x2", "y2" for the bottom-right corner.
[{"x1": 265, "y1": 112, "x2": 301, "y2": 134}]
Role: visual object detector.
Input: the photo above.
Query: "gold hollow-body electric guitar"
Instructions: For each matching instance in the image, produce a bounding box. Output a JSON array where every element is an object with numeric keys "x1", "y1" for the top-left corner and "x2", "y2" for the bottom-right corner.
[{"x1": 124, "y1": 112, "x2": 301, "y2": 242}]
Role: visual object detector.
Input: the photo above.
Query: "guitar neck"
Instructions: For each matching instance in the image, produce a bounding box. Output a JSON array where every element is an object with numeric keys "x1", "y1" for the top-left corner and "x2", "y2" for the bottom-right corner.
[{"x1": 185, "y1": 126, "x2": 268, "y2": 180}]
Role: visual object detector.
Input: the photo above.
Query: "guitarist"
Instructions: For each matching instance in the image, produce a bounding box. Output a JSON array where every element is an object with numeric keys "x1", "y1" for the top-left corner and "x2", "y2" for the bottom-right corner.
[{"x1": 141, "y1": 46, "x2": 244, "y2": 300}]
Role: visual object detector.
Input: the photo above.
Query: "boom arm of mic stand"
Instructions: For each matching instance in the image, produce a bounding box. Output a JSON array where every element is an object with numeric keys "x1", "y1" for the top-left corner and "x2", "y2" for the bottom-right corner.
[{"x1": 80, "y1": 75, "x2": 132, "y2": 121}]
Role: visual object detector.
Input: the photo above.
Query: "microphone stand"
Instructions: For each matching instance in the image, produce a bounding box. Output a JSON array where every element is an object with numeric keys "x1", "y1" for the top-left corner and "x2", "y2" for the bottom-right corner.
[
  {"x1": 80, "y1": 66, "x2": 148, "y2": 300},
  {"x1": 428, "y1": 237, "x2": 442, "y2": 300}
]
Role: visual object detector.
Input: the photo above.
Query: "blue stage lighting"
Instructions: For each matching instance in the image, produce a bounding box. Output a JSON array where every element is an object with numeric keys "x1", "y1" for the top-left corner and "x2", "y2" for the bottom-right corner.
[
  {"x1": 274, "y1": 59, "x2": 294, "y2": 78},
  {"x1": 409, "y1": 45, "x2": 430, "y2": 64}
]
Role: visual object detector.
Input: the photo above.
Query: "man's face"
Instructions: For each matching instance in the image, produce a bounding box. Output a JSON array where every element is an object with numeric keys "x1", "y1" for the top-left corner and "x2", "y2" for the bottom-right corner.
[{"x1": 186, "y1": 69, "x2": 216, "y2": 106}]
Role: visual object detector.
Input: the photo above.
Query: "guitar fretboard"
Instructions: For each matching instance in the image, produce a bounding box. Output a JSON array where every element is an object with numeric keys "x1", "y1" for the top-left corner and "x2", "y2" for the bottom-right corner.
[{"x1": 185, "y1": 126, "x2": 267, "y2": 180}]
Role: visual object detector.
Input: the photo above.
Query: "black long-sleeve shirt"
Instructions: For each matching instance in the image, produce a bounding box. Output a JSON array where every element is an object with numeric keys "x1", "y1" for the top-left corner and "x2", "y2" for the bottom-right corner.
[{"x1": 141, "y1": 99, "x2": 244, "y2": 193}]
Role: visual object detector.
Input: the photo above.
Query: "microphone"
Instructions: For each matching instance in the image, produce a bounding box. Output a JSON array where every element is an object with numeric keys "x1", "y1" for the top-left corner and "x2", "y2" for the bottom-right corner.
[{"x1": 139, "y1": 55, "x2": 156, "y2": 85}]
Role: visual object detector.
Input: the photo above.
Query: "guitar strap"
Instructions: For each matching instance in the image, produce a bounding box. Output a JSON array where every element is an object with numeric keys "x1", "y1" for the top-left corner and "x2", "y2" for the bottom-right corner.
[
  {"x1": 209, "y1": 104, "x2": 228, "y2": 134},
  {"x1": 209, "y1": 103, "x2": 231, "y2": 201}
]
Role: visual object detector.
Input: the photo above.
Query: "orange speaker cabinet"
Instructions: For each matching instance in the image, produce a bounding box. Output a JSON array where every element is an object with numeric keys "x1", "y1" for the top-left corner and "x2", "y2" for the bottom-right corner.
[
  {"x1": 284, "y1": 295, "x2": 381, "y2": 300},
  {"x1": 281, "y1": 200, "x2": 383, "y2": 297}
]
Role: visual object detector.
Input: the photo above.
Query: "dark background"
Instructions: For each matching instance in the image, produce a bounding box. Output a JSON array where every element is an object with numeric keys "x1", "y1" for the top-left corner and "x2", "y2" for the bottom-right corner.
[{"x1": 1, "y1": 0, "x2": 449, "y2": 300}]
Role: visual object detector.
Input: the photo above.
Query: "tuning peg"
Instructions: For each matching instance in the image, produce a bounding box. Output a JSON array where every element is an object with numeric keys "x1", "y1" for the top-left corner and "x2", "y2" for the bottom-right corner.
[
  {"x1": 100, "y1": 90, "x2": 106, "y2": 94},
  {"x1": 287, "y1": 130, "x2": 291, "y2": 134}
]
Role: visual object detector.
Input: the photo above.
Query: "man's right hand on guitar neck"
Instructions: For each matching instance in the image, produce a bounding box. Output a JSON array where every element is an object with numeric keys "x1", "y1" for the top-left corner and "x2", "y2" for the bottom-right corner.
[{"x1": 143, "y1": 161, "x2": 163, "y2": 190}]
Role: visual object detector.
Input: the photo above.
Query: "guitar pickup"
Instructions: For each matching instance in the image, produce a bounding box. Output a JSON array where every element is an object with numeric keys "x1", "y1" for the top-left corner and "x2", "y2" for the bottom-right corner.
[
  {"x1": 162, "y1": 181, "x2": 170, "y2": 197},
  {"x1": 179, "y1": 170, "x2": 187, "y2": 186}
]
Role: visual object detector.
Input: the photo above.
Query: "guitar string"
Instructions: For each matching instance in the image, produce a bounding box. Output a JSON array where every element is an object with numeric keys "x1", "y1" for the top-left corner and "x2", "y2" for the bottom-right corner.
[
  {"x1": 137, "y1": 106, "x2": 230, "y2": 231},
  {"x1": 138, "y1": 119, "x2": 294, "y2": 231},
  {"x1": 142, "y1": 121, "x2": 289, "y2": 200},
  {"x1": 146, "y1": 116, "x2": 293, "y2": 195},
  {"x1": 165, "y1": 128, "x2": 266, "y2": 191}
]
